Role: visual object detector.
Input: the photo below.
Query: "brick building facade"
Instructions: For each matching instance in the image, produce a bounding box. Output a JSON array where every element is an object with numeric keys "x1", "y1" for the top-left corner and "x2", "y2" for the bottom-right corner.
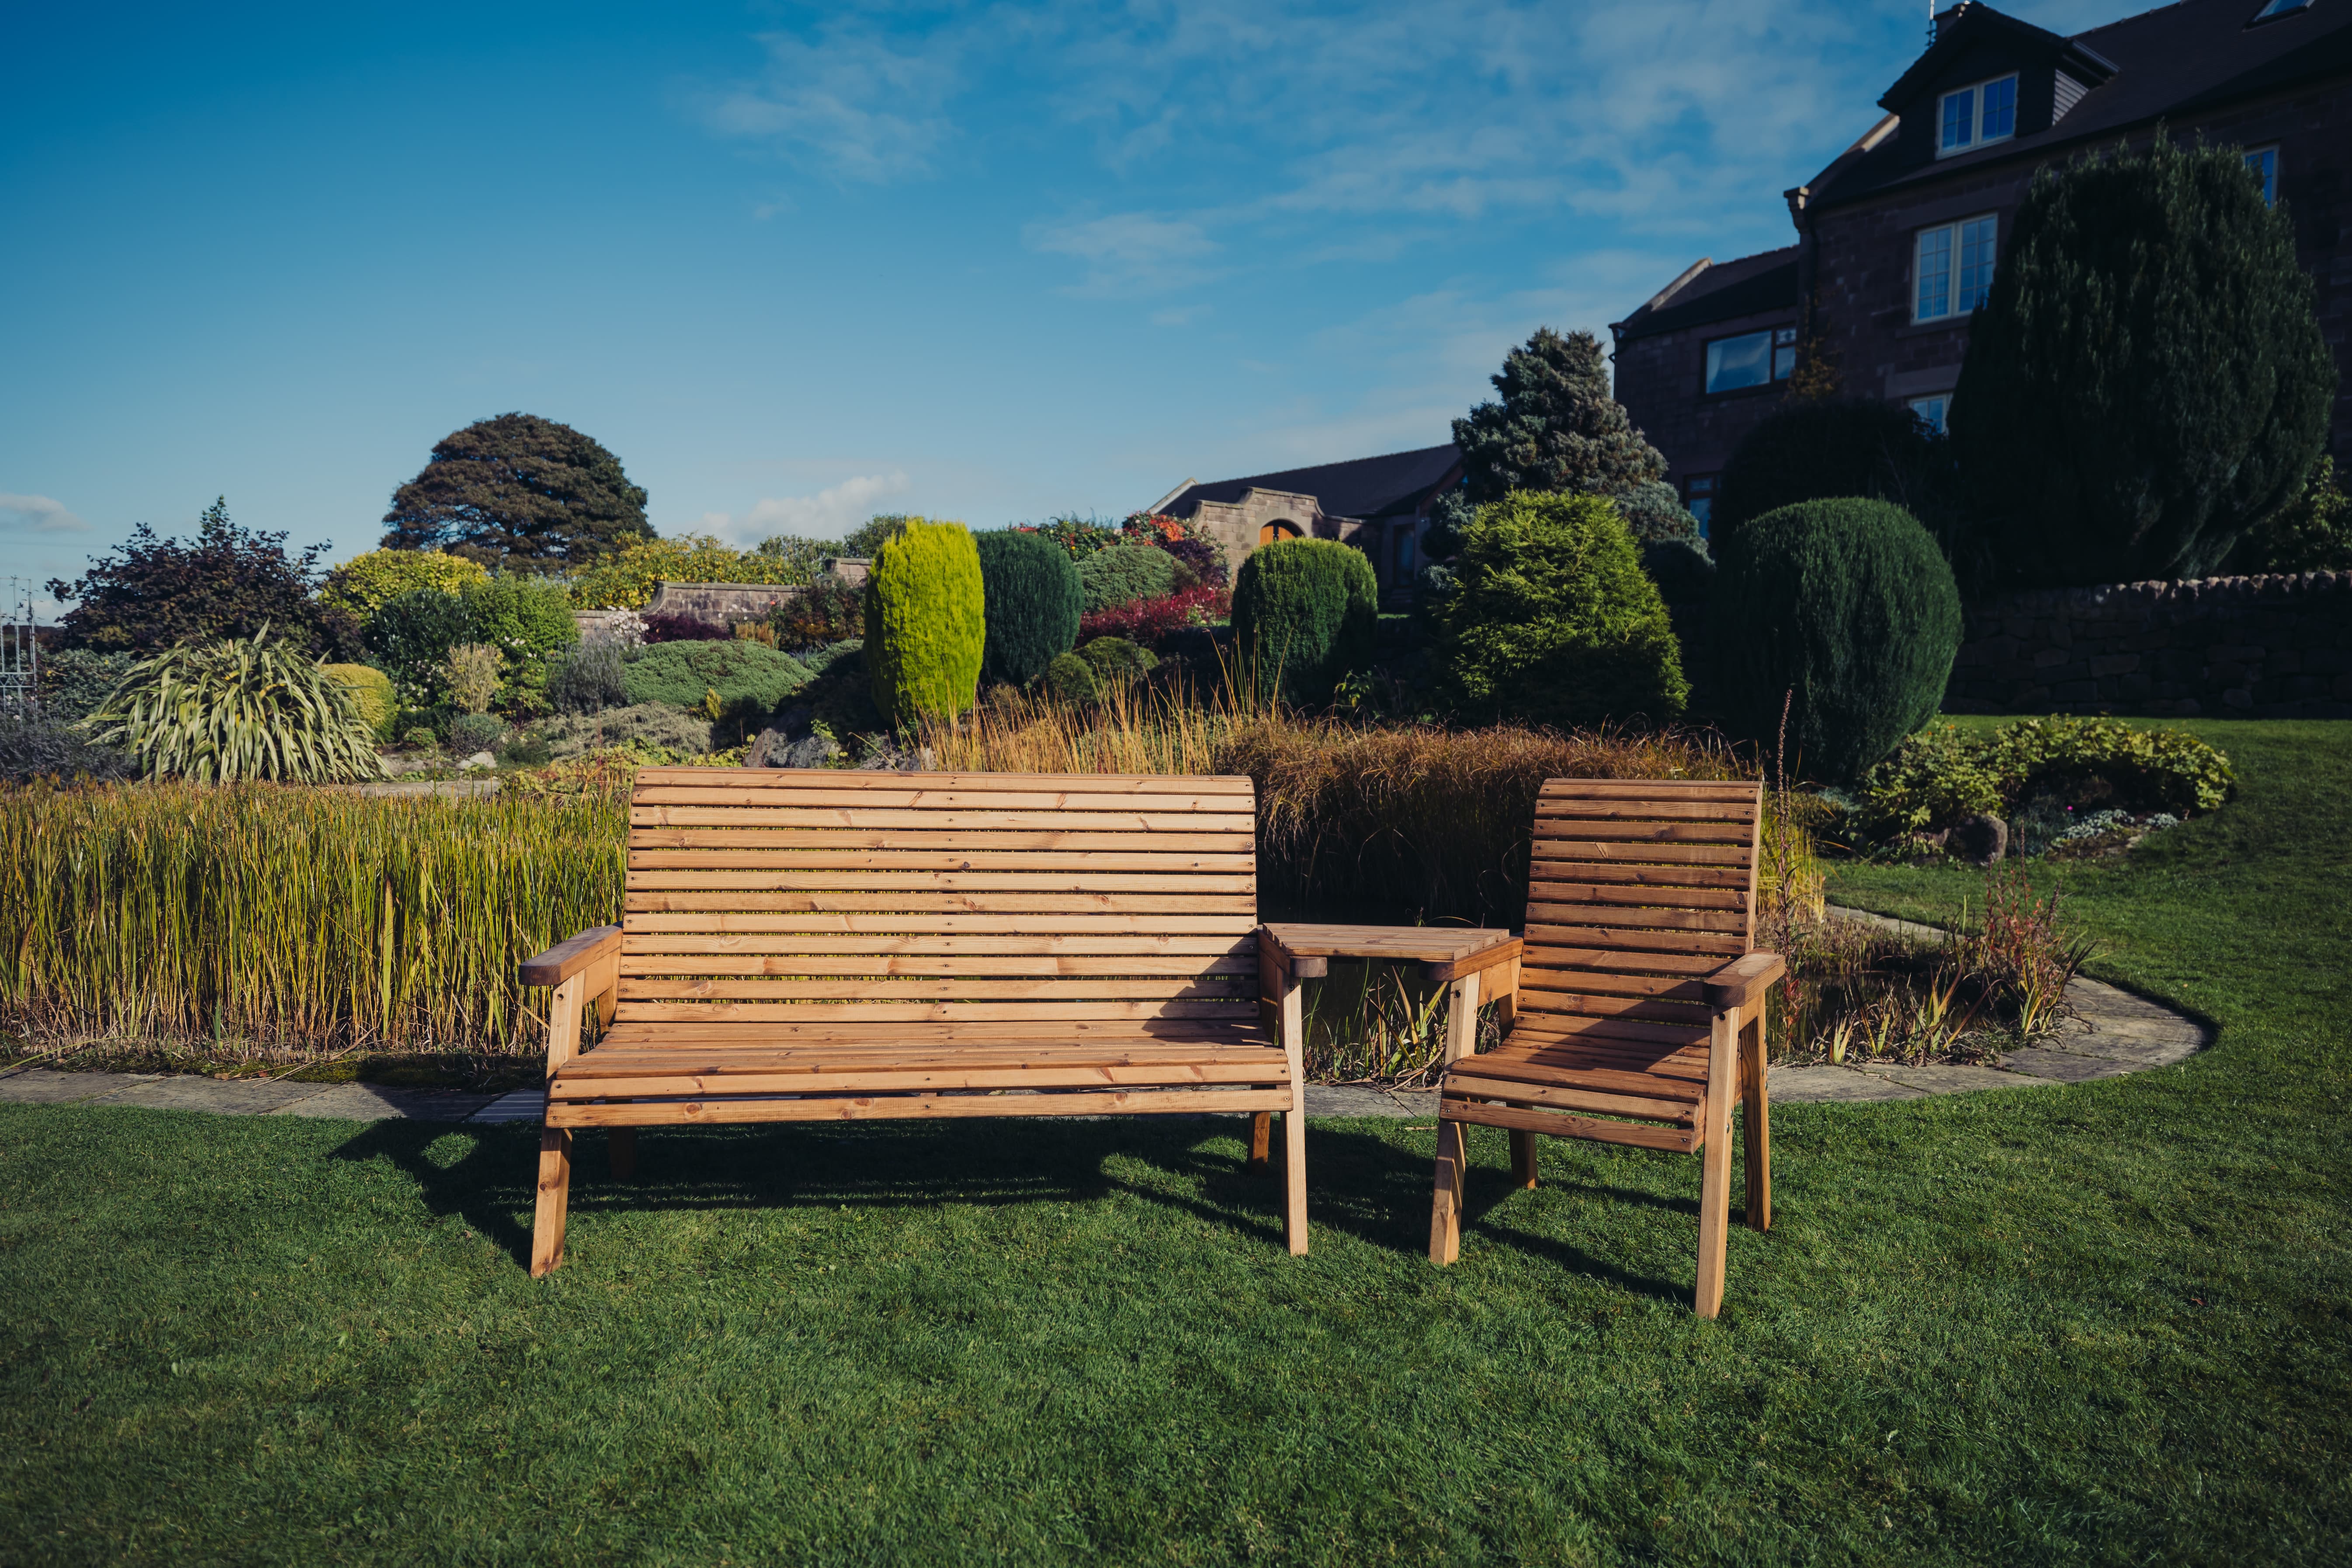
[{"x1": 1611, "y1": 0, "x2": 2352, "y2": 534}]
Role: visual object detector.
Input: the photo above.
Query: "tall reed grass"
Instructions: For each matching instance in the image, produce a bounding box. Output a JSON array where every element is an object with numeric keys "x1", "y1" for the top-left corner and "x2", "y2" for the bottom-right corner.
[{"x1": 0, "y1": 781, "x2": 624, "y2": 1054}]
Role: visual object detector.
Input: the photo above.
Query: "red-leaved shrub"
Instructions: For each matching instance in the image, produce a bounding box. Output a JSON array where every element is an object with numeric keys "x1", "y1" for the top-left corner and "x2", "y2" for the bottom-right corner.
[{"x1": 1079, "y1": 584, "x2": 1226, "y2": 646}]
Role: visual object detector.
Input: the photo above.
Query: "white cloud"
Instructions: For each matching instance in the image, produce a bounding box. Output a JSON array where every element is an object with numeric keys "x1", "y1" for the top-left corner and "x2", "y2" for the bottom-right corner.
[
  {"x1": 1026, "y1": 213, "x2": 1223, "y2": 298},
  {"x1": 694, "y1": 27, "x2": 961, "y2": 183},
  {"x1": 0, "y1": 493, "x2": 89, "y2": 534},
  {"x1": 685, "y1": 472, "x2": 913, "y2": 545}
]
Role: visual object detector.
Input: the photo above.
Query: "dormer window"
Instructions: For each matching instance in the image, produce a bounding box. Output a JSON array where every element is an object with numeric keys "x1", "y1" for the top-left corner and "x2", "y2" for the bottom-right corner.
[
  {"x1": 1938, "y1": 74, "x2": 2018, "y2": 156},
  {"x1": 2249, "y1": 0, "x2": 2313, "y2": 20}
]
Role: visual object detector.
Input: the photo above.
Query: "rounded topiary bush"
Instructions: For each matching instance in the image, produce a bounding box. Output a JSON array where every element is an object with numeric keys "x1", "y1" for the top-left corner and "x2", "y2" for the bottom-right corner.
[
  {"x1": 1707, "y1": 497, "x2": 1962, "y2": 784},
  {"x1": 1229, "y1": 538, "x2": 1378, "y2": 706},
  {"x1": 1076, "y1": 544, "x2": 1177, "y2": 613},
  {"x1": 1043, "y1": 652, "x2": 1099, "y2": 704},
  {"x1": 1715, "y1": 396, "x2": 1953, "y2": 541},
  {"x1": 623, "y1": 640, "x2": 812, "y2": 718},
  {"x1": 1437, "y1": 491, "x2": 1688, "y2": 728},
  {"x1": 864, "y1": 518, "x2": 985, "y2": 726},
  {"x1": 1077, "y1": 636, "x2": 1157, "y2": 686},
  {"x1": 321, "y1": 663, "x2": 398, "y2": 739},
  {"x1": 976, "y1": 530, "x2": 1082, "y2": 686}
]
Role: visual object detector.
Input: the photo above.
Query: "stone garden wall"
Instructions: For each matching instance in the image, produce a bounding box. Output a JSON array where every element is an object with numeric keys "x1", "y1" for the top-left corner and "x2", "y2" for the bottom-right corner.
[{"x1": 1945, "y1": 571, "x2": 2352, "y2": 718}]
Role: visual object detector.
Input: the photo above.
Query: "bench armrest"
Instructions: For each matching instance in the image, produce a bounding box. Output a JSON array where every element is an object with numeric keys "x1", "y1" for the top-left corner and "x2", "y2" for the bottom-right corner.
[
  {"x1": 1704, "y1": 951, "x2": 1787, "y2": 1014},
  {"x1": 519, "y1": 926, "x2": 623, "y2": 989},
  {"x1": 1257, "y1": 926, "x2": 1328, "y2": 983},
  {"x1": 1421, "y1": 938, "x2": 1523, "y2": 987}
]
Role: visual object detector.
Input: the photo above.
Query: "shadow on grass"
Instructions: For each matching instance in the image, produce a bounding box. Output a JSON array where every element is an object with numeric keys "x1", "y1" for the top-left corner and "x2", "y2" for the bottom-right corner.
[{"x1": 326, "y1": 1112, "x2": 1691, "y2": 1302}]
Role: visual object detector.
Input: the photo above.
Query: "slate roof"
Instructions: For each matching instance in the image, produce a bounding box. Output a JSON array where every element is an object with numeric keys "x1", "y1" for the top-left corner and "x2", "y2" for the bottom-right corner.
[
  {"x1": 1612, "y1": 246, "x2": 1800, "y2": 343},
  {"x1": 1810, "y1": 0, "x2": 2352, "y2": 209},
  {"x1": 1160, "y1": 444, "x2": 1463, "y2": 522}
]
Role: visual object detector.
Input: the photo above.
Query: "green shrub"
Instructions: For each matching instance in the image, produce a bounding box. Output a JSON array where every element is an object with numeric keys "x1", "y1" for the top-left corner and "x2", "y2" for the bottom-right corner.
[
  {"x1": 458, "y1": 574, "x2": 577, "y2": 711},
  {"x1": 534, "y1": 701, "x2": 717, "y2": 760},
  {"x1": 1610, "y1": 480, "x2": 1704, "y2": 545},
  {"x1": 364, "y1": 588, "x2": 475, "y2": 704},
  {"x1": 1078, "y1": 636, "x2": 1158, "y2": 685},
  {"x1": 975, "y1": 530, "x2": 1082, "y2": 686},
  {"x1": 1230, "y1": 538, "x2": 1379, "y2": 706},
  {"x1": 87, "y1": 630, "x2": 386, "y2": 783},
  {"x1": 400, "y1": 725, "x2": 439, "y2": 753},
  {"x1": 1707, "y1": 498, "x2": 1961, "y2": 784},
  {"x1": 1859, "y1": 717, "x2": 2235, "y2": 838},
  {"x1": 546, "y1": 639, "x2": 628, "y2": 714},
  {"x1": 567, "y1": 533, "x2": 822, "y2": 611},
  {"x1": 1640, "y1": 538, "x2": 1716, "y2": 606},
  {"x1": 319, "y1": 549, "x2": 489, "y2": 618},
  {"x1": 321, "y1": 664, "x2": 398, "y2": 739},
  {"x1": 622, "y1": 640, "x2": 812, "y2": 721},
  {"x1": 36, "y1": 649, "x2": 135, "y2": 724},
  {"x1": 1043, "y1": 652, "x2": 1099, "y2": 704},
  {"x1": 1436, "y1": 492, "x2": 1687, "y2": 727},
  {"x1": 448, "y1": 713, "x2": 506, "y2": 755},
  {"x1": 1714, "y1": 397, "x2": 1955, "y2": 542},
  {"x1": 0, "y1": 716, "x2": 135, "y2": 784},
  {"x1": 2227, "y1": 456, "x2": 2352, "y2": 574},
  {"x1": 1076, "y1": 544, "x2": 1177, "y2": 613},
  {"x1": 864, "y1": 519, "x2": 985, "y2": 727}
]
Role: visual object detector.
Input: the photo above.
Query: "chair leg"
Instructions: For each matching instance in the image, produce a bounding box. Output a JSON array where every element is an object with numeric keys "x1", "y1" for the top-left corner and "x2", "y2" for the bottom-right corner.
[
  {"x1": 1509, "y1": 1129, "x2": 1539, "y2": 1189},
  {"x1": 1693, "y1": 1012, "x2": 1737, "y2": 1318},
  {"x1": 1741, "y1": 1015, "x2": 1772, "y2": 1232},
  {"x1": 1429, "y1": 1118, "x2": 1466, "y2": 1264},
  {"x1": 608, "y1": 1127, "x2": 638, "y2": 1180},
  {"x1": 531, "y1": 1126, "x2": 572, "y2": 1278},
  {"x1": 1246, "y1": 1111, "x2": 1272, "y2": 1176},
  {"x1": 1281, "y1": 1110, "x2": 1309, "y2": 1256}
]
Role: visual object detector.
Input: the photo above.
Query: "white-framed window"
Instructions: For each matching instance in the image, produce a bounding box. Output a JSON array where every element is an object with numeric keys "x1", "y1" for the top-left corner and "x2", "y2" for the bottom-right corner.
[
  {"x1": 1682, "y1": 475, "x2": 1719, "y2": 537},
  {"x1": 1703, "y1": 325, "x2": 1798, "y2": 394},
  {"x1": 1908, "y1": 395, "x2": 1950, "y2": 435},
  {"x1": 1938, "y1": 73, "x2": 2018, "y2": 157},
  {"x1": 2245, "y1": 146, "x2": 2279, "y2": 204},
  {"x1": 1915, "y1": 214, "x2": 1998, "y2": 322}
]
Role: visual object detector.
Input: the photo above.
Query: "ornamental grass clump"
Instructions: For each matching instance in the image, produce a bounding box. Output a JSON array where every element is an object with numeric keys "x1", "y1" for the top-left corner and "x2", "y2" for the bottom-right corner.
[
  {"x1": 87, "y1": 630, "x2": 386, "y2": 783},
  {"x1": 865, "y1": 518, "x2": 985, "y2": 727}
]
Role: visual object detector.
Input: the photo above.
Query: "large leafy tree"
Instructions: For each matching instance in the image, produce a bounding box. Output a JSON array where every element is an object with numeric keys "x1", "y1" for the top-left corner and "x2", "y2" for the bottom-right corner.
[
  {"x1": 1454, "y1": 328, "x2": 1669, "y2": 504},
  {"x1": 381, "y1": 413, "x2": 653, "y2": 572},
  {"x1": 46, "y1": 498, "x2": 356, "y2": 657},
  {"x1": 1952, "y1": 137, "x2": 2335, "y2": 586}
]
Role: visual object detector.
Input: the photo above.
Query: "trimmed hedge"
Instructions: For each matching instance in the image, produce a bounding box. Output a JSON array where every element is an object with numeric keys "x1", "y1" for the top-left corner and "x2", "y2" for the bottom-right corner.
[
  {"x1": 1707, "y1": 497, "x2": 1961, "y2": 784},
  {"x1": 1229, "y1": 539, "x2": 1378, "y2": 706},
  {"x1": 321, "y1": 664, "x2": 398, "y2": 739},
  {"x1": 864, "y1": 519, "x2": 985, "y2": 726},
  {"x1": 1076, "y1": 545, "x2": 1177, "y2": 614},
  {"x1": 976, "y1": 530, "x2": 1082, "y2": 686},
  {"x1": 622, "y1": 640, "x2": 812, "y2": 719},
  {"x1": 1437, "y1": 492, "x2": 1688, "y2": 728}
]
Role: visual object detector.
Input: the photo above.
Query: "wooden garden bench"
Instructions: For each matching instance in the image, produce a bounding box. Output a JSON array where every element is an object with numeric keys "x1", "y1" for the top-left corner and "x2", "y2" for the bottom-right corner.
[
  {"x1": 1428, "y1": 778, "x2": 1785, "y2": 1317},
  {"x1": 516, "y1": 768, "x2": 1307, "y2": 1275}
]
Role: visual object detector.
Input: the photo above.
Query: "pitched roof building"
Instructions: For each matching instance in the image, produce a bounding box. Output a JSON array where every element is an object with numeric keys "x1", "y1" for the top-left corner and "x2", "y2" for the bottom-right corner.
[
  {"x1": 1611, "y1": 0, "x2": 2352, "y2": 533},
  {"x1": 1154, "y1": 443, "x2": 1464, "y2": 596}
]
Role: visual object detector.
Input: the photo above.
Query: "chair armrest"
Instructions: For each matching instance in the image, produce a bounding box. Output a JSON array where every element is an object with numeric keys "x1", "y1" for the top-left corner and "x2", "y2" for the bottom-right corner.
[
  {"x1": 1421, "y1": 938, "x2": 1523, "y2": 987},
  {"x1": 1705, "y1": 951, "x2": 1787, "y2": 1013},
  {"x1": 519, "y1": 926, "x2": 623, "y2": 988},
  {"x1": 1257, "y1": 926, "x2": 1328, "y2": 984}
]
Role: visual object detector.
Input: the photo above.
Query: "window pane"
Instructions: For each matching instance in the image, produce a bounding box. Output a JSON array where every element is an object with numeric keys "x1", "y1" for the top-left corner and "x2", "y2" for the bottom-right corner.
[
  {"x1": 1916, "y1": 226, "x2": 1953, "y2": 320},
  {"x1": 2253, "y1": 0, "x2": 2311, "y2": 18},
  {"x1": 2245, "y1": 147, "x2": 2277, "y2": 203},
  {"x1": 1959, "y1": 215, "x2": 1997, "y2": 312},
  {"x1": 1908, "y1": 395, "x2": 1949, "y2": 435},
  {"x1": 1773, "y1": 343, "x2": 1797, "y2": 380},
  {"x1": 1981, "y1": 76, "x2": 2016, "y2": 141},
  {"x1": 1942, "y1": 87, "x2": 1973, "y2": 149},
  {"x1": 1705, "y1": 331, "x2": 1773, "y2": 393}
]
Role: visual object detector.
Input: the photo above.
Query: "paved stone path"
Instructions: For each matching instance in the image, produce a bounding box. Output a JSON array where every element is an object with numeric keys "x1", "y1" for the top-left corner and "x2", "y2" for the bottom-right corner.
[{"x1": 0, "y1": 908, "x2": 2206, "y2": 1124}]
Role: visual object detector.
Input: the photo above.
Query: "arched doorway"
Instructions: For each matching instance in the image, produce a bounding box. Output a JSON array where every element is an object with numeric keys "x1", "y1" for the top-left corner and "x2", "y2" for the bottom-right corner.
[{"x1": 1258, "y1": 519, "x2": 1302, "y2": 545}]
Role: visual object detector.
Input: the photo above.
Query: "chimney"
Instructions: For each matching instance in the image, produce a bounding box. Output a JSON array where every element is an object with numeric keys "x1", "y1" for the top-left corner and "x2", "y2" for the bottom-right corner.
[{"x1": 1933, "y1": 3, "x2": 1970, "y2": 43}]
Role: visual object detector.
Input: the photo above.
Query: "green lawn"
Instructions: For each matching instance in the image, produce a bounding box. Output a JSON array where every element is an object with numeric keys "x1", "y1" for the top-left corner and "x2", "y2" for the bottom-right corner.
[{"x1": 3, "y1": 719, "x2": 2348, "y2": 1565}]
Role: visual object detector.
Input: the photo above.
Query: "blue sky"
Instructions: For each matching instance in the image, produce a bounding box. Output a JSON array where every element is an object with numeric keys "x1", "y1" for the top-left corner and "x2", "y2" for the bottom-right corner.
[{"x1": 1, "y1": 0, "x2": 2119, "y2": 613}]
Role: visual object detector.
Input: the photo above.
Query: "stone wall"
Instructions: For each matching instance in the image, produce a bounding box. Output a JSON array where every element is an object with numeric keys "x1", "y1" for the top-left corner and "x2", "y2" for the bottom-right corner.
[{"x1": 1945, "y1": 571, "x2": 2352, "y2": 718}]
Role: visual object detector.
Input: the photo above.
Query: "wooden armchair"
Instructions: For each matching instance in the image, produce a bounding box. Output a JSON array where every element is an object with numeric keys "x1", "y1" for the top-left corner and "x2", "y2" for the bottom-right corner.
[{"x1": 1428, "y1": 778, "x2": 1784, "y2": 1318}]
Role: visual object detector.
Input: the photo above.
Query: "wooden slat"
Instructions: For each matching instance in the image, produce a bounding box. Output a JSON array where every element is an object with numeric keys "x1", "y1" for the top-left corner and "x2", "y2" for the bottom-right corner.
[
  {"x1": 633, "y1": 808, "x2": 1256, "y2": 831},
  {"x1": 1509, "y1": 1013, "x2": 1710, "y2": 1048},
  {"x1": 1517, "y1": 991, "x2": 1714, "y2": 1027},
  {"x1": 552, "y1": 1060, "x2": 1289, "y2": 1097},
  {"x1": 631, "y1": 768, "x2": 1252, "y2": 794},
  {"x1": 1537, "y1": 779, "x2": 1758, "y2": 800},
  {"x1": 621, "y1": 933, "x2": 1251, "y2": 957},
  {"x1": 569, "y1": 1040, "x2": 1282, "y2": 1069},
  {"x1": 629, "y1": 850, "x2": 1257, "y2": 871},
  {"x1": 1525, "y1": 839, "x2": 1751, "y2": 865},
  {"x1": 1514, "y1": 947, "x2": 1725, "y2": 976},
  {"x1": 629, "y1": 829, "x2": 1256, "y2": 853},
  {"x1": 1522, "y1": 923, "x2": 1746, "y2": 957},
  {"x1": 1439, "y1": 1096, "x2": 1696, "y2": 1152},
  {"x1": 626, "y1": 892, "x2": 1257, "y2": 914},
  {"x1": 1446, "y1": 1052, "x2": 1706, "y2": 1102},
  {"x1": 1523, "y1": 816, "x2": 1754, "y2": 843},
  {"x1": 1518, "y1": 967, "x2": 1710, "y2": 1002},
  {"x1": 1523, "y1": 857, "x2": 1752, "y2": 889},
  {"x1": 628, "y1": 870, "x2": 1256, "y2": 894},
  {"x1": 1532, "y1": 801, "x2": 1759, "y2": 822},
  {"x1": 1526, "y1": 881, "x2": 1748, "y2": 911},
  {"x1": 1523, "y1": 902, "x2": 1749, "y2": 934},
  {"x1": 621, "y1": 954, "x2": 1256, "y2": 978},
  {"x1": 617, "y1": 977, "x2": 1257, "y2": 1001},
  {"x1": 633, "y1": 787, "x2": 1248, "y2": 811},
  {"x1": 546, "y1": 1087, "x2": 1291, "y2": 1128},
  {"x1": 624, "y1": 913, "x2": 1256, "y2": 935},
  {"x1": 612, "y1": 999, "x2": 1260, "y2": 1023},
  {"x1": 1442, "y1": 1070, "x2": 1699, "y2": 1124}
]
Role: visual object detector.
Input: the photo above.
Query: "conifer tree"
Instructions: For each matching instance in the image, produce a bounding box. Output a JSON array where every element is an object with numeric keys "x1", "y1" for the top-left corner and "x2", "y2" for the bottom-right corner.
[{"x1": 1454, "y1": 328, "x2": 1669, "y2": 503}]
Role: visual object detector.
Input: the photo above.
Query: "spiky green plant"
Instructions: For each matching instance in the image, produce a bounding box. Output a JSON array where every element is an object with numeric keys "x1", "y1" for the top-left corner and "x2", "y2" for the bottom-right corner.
[{"x1": 87, "y1": 629, "x2": 388, "y2": 783}]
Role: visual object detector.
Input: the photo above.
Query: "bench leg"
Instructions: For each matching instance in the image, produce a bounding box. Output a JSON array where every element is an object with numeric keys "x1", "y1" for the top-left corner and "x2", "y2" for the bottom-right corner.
[
  {"x1": 1694, "y1": 1011, "x2": 1738, "y2": 1318},
  {"x1": 1429, "y1": 1117, "x2": 1465, "y2": 1265},
  {"x1": 1281, "y1": 1110, "x2": 1309, "y2": 1255},
  {"x1": 609, "y1": 1127, "x2": 638, "y2": 1180},
  {"x1": 1741, "y1": 1013, "x2": 1771, "y2": 1232},
  {"x1": 1509, "y1": 1129, "x2": 1538, "y2": 1189},
  {"x1": 1246, "y1": 1112, "x2": 1272, "y2": 1176},
  {"x1": 531, "y1": 1126, "x2": 572, "y2": 1278}
]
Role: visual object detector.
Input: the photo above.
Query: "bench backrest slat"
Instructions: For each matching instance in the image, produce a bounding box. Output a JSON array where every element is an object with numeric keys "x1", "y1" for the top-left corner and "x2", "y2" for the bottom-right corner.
[
  {"x1": 620, "y1": 768, "x2": 1260, "y2": 1030},
  {"x1": 1516, "y1": 778, "x2": 1763, "y2": 1041}
]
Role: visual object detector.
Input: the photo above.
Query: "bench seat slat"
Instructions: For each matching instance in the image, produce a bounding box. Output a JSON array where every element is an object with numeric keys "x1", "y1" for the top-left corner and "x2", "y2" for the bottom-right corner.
[
  {"x1": 621, "y1": 954, "x2": 1256, "y2": 977},
  {"x1": 628, "y1": 850, "x2": 1258, "y2": 871},
  {"x1": 627, "y1": 870, "x2": 1257, "y2": 893},
  {"x1": 626, "y1": 892, "x2": 1256, "y2": 914},
  {"x1": 612, "y1": 999, "x2": 1262, "y2": 1023},
  {"x1": 617, "y1": 977, "x2": 1258, "y2": 1000},
  {"x1": 632, "y1": 808, "x2": 1256, "y2": 831},
  {"x1": 545, "y1": 1087, "x2": 1291, "y2": 1129},
  {"x1": 631, "y1": 769, "x2": 1252, "y2": 794}
]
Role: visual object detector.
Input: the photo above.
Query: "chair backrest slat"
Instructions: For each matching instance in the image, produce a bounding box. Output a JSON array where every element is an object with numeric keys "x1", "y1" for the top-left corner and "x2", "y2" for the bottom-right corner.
[
  {"x1": 619, "y1": 769, "x2": 1259, "y2": 1030},
  {"x1": 1518, "y1": 778, "x2": 1764, "y2": 1038}
]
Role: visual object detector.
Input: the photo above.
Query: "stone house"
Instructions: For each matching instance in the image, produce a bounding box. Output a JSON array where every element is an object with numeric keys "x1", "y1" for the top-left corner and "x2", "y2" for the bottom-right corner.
[
  {"x1": 1611, "y1": 0, "x2": 2352, "y2": 534},
  {"x1": 1152, "y1": 444, "x2": 1464, "y2": 599}
]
